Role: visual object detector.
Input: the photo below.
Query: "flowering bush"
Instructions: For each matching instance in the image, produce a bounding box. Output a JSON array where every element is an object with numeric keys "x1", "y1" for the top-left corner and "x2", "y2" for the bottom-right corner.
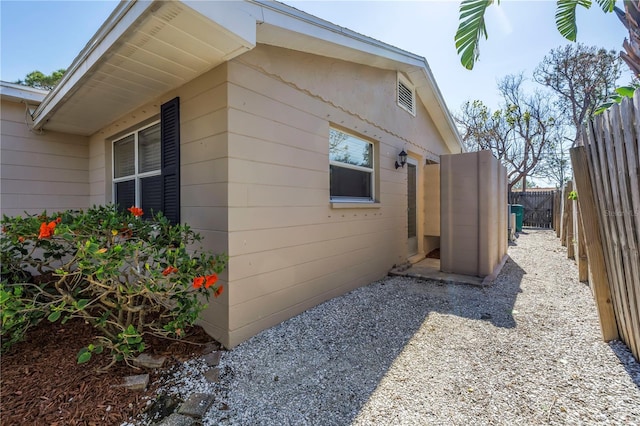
[{"x1": 1, "y1": 205, "x2": 227, "y2": 369}]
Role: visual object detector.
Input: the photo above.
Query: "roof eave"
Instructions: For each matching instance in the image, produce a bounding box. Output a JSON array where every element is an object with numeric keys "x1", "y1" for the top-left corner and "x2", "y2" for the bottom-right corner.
[
  {"x1": 0, "y1": 81, "x2": 48, "y2": 104},
  {"x1": 31, "y1": 1, "x2": 148, "y2": 130}
]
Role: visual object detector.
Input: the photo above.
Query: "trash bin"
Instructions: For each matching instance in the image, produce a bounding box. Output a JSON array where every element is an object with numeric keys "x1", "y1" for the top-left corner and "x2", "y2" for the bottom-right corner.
[{"x1": 511, "y1": 204, "x2": 524, "y2": 232}]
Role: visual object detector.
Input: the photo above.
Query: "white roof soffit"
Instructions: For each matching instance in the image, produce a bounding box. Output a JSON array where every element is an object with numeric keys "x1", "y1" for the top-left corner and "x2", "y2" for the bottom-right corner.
[
  {"x1": 0, "y1": 81, "x2": 48, "y2": 104},
  {"x1": 32, "y1": 0, "x2": 256, "y2": 135},
  {"x1": 30, "y1": 0, "x2": 461, "y2": 151}
]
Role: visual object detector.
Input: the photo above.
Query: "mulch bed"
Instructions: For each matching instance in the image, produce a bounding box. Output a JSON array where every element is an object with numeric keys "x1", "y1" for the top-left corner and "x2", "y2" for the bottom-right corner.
[{"x1": 0, "y1": 319, "x2": 216, "y2": 425}]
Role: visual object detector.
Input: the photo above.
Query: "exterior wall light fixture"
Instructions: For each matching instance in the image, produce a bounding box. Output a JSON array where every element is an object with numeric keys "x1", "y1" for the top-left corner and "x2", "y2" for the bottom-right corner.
[{"x1": 395, "y1": 149, "x2": 408, "y2": 169}]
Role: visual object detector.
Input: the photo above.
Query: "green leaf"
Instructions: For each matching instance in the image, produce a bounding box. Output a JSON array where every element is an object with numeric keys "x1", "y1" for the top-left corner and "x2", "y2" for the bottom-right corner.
[
  {"x1": 595, "y1": 0, "x2": 615, "y2": 12},
  {"x1": 47, "y1": 311, "x2": 61, "y2": 322},
  {"x1": 75, "y1": 299, "x2": 89, "y2": 310},
  {"x1": 555, "y1": 0, "x2": 592, "y2": 42},
  {"x1": 455, "y1": 0, "x2": 495, "y2": 70},
  {"x1": 94, "y1": 345, "x2": 104, "y2": 354},
  {"x1": 615, "y1": 86, "x2": 636, "y2": 98},
  {"x1": 77, "y1": 350, "x2": 92, "y2": 364}
]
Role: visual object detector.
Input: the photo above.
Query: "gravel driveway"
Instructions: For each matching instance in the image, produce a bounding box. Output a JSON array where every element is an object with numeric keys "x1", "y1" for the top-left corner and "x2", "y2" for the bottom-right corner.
[{"x1": 162, "y1": 229, "x2": 640, "y2": 425}]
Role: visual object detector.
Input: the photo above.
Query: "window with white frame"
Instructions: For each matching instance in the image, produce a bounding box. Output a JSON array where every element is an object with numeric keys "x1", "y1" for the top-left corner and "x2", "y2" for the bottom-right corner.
[
  {"x1": 113, "y1": 122, "x2": 162, "y2": 218},
  {"x1": 397, "y1": 73, "x2": 416, "y2": 116},
  {"x1": 329, "y1": 128, "x2": 374, "y2": 202}
]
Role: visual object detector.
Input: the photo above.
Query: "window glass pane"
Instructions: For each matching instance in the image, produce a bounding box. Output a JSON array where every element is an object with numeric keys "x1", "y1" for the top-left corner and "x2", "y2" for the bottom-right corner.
[
  {"x1": 329, "y1": 129, "x2": 372, "y2": 168},
  {"x1": 115, "y1": 180, "x2": 135, "y2": 212},
  {"x1": 330, "y1": 165, "x2": 372, "y2": 199},
  {"x1": 114, "y1": 135, "x2": 135, "y2": 178},
  {"x1": 139, "y1": 124, "x2": 161, "y2": 173}
]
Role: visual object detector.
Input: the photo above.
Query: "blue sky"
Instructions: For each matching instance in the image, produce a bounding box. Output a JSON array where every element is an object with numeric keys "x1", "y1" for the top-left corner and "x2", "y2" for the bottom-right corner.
[{"x1": 0, "y1": 0, "x2": 633, "y2": 114}]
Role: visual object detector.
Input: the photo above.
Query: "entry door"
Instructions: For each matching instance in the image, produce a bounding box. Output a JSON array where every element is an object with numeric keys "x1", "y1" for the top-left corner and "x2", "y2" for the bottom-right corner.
[{"x1": 407, "y1": 159, "x2": 418, "y2": 256}]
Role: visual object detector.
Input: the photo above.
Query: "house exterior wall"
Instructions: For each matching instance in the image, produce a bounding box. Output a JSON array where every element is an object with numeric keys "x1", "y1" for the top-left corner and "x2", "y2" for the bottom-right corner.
[
  {"x1": 88, "y1": 64, "x2": 231, "y2": 340},
  {"x1": 222, "y1": 45, "x2": 453, "y2": 346},
  {"x1": 440, "y1": 150, "x2": 508, "y2": 277},
  {"x1": 84, "y1": 44, "x2": 456, "y2": 348},
  {"x1": 1, "y1": 99, "x2": 89, "y2": 217}
]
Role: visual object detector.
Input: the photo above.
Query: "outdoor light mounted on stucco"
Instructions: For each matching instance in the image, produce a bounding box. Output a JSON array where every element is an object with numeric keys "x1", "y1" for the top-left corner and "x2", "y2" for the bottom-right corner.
[{"x1": 395, "y1": 149, "x2": 408, "y2": 169}]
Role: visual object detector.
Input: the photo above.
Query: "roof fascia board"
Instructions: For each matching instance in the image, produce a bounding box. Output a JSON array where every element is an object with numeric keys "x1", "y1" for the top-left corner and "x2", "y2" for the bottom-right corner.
[
  {"x1": 31, "y1": 0, "x2": 156, "y2": 130},
  {"x1": 0, "y1": 81, "x2": 48, "y2": 104},
  {"x1": 413, "y1": 66, "x2": 464, "y2": 153},
  {"x1": 252, "y1": 0, "x2": 424, "y2": 69}
]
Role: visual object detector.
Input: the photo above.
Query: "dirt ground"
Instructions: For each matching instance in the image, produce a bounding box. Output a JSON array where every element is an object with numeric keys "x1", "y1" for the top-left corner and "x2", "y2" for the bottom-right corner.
[{"x1": 0, "y1": 319, "x2": 216, "y2": 425}]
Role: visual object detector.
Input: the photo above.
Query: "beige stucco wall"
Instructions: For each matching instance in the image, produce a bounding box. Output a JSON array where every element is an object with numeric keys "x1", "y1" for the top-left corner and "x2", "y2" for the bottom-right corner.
[
  {"x1": 84, "y1": 44, "x2": 455, "y2": 348},
  {"x1": 223, "y1": 45, "x2": 453, "y2": 346},
  {"x1": 88, "y1": 65, "x2": 231, "y2": 340},
  {"x1": 440, "y1": 150, "x2": 507, "y2": 277},
  {"x1": 1, "y1": 99, "x2": 89, "y2": 217}
]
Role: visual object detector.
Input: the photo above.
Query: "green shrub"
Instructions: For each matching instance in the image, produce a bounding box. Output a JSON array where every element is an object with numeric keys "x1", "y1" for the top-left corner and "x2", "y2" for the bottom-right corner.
[{"x1": 1, "y1": 205, "x2": 227, "y2": 369}]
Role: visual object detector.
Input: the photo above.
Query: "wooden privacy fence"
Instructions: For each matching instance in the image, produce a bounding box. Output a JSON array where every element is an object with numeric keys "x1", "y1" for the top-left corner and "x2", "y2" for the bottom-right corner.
[
  {"x1": 568, "y1": 94, "x2": 640, "y2": 362},
  {"x1": 509, "y1": 190, "x2": 555, "y2": 228}
]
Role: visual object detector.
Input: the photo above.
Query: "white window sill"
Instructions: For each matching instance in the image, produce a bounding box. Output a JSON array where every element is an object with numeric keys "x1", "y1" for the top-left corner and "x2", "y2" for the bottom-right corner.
[{"x1": 330, "y1": 202, "x2": 381, "y2": 209}]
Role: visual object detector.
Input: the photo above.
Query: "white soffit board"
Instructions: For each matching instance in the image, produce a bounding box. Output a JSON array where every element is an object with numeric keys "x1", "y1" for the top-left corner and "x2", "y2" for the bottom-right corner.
[{"x1": 33, "y1": 1, "x2": 256, "y2": 136}]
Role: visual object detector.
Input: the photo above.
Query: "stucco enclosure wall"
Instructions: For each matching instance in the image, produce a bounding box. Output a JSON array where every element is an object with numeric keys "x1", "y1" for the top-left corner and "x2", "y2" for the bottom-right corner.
[
  {"x1": 440, "y1": 150, "x2": 507, "y2": 277},
  {"x1": 88, "y1": 65, "x2": 231, "y2": 340},
  {"x1": 1, "y1": 99, "x2": 89, "y2": 217},
  {"x1": 224, "y1": 45, "x2": 453, "y2": 346}
]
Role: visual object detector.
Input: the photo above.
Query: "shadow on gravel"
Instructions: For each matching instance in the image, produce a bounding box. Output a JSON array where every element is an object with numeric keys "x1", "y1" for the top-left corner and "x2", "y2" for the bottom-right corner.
[
  {"x1": 609, "y1": 340, "x2": 640, "y2": 390},
  {"x1": 212, "y1": 257, "x2": 527, "y2": 424}
]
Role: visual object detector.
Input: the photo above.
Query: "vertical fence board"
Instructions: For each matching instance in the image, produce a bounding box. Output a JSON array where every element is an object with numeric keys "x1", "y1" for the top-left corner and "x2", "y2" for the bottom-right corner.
[
  {"x1": 631, "y1": 95, "x2": 640, "y2": 251},
  {"x1": 577, "y1": 206, "x2": 589, "y2": 282},
  {"x1": 561, "y1": 184, "x2": 568, "y2": 246},
  {"x1": 570, "y1": 146, "x2": 618, "y2": 341},
  {"x1": 566, "y1": 181, "x2": 575, "y2": 259},
  {"x1": 554, "y1": 191, "x2": 561, "y2": 237},
  {"x1": 603, "y1": 107, "x2": 639, "y2": 355},
  {"x1": 614, "y1": 100, "x2": 640, "y2": 358},
  {"x1": 585, "y1": 120, "x2": 629, "y2": 347},
  {"x1": 591, "y1": 117, "x2": 631, "y2": 348}
]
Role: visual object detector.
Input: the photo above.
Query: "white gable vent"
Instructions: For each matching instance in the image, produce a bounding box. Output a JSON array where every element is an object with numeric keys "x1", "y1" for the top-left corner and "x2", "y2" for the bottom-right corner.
[{"x1": 397, "y1": 73, "x2": 416, "y2": 116}]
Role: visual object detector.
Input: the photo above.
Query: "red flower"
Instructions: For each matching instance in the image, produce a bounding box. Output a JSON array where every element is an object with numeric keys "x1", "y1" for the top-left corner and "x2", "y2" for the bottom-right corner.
[
  {"x1": 193, "y1": 276, "x2": 205, "y2": 289},
  {"x1": 162, "y1": 266, "x2": 178, "y2": 276},
  {"x1": 214, "y1": 285, "x2": 224, "y2": 298},
  {"x1": 38, "y1": 221, "x2": 57, "y2": 239},
  {"x1": 55, "y1": 217, "x2": 62, "y2": 224},
  {"x1": 127, "y1": 206, "x2": 144, "y2": 217},
  {"x1": 18, "y1": 236, "x2": 25, "y2": 243},
  {"x1": 204, "y1": 274, "x2": 218, "y2": 289}
]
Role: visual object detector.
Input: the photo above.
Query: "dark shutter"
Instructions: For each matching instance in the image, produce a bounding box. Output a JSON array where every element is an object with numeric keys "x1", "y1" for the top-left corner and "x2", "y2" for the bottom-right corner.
[
  {"x1": 160, "y1": 97, "x2": 180, "y2": 224},
  {"x1": 141, "y1": 175, "x2": 162, "y2": 219},
  {"x1": 115, "y1": 180, "x2": 135, "y2": 213}
]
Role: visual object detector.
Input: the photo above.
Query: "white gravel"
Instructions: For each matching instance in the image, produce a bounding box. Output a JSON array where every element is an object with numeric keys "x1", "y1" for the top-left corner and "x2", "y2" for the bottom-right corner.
[{"x1": 156, "y1": 229, "x2": 640, "y2": 425}]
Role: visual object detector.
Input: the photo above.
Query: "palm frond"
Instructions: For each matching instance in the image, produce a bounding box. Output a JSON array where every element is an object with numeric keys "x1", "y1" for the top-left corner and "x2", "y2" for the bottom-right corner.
[
  {"x1": 555, "y1": 0, "x2": 592, "y2": 41},
  {"x1": 455, "y1": 0, "x2": 496, "y2": 70}
]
